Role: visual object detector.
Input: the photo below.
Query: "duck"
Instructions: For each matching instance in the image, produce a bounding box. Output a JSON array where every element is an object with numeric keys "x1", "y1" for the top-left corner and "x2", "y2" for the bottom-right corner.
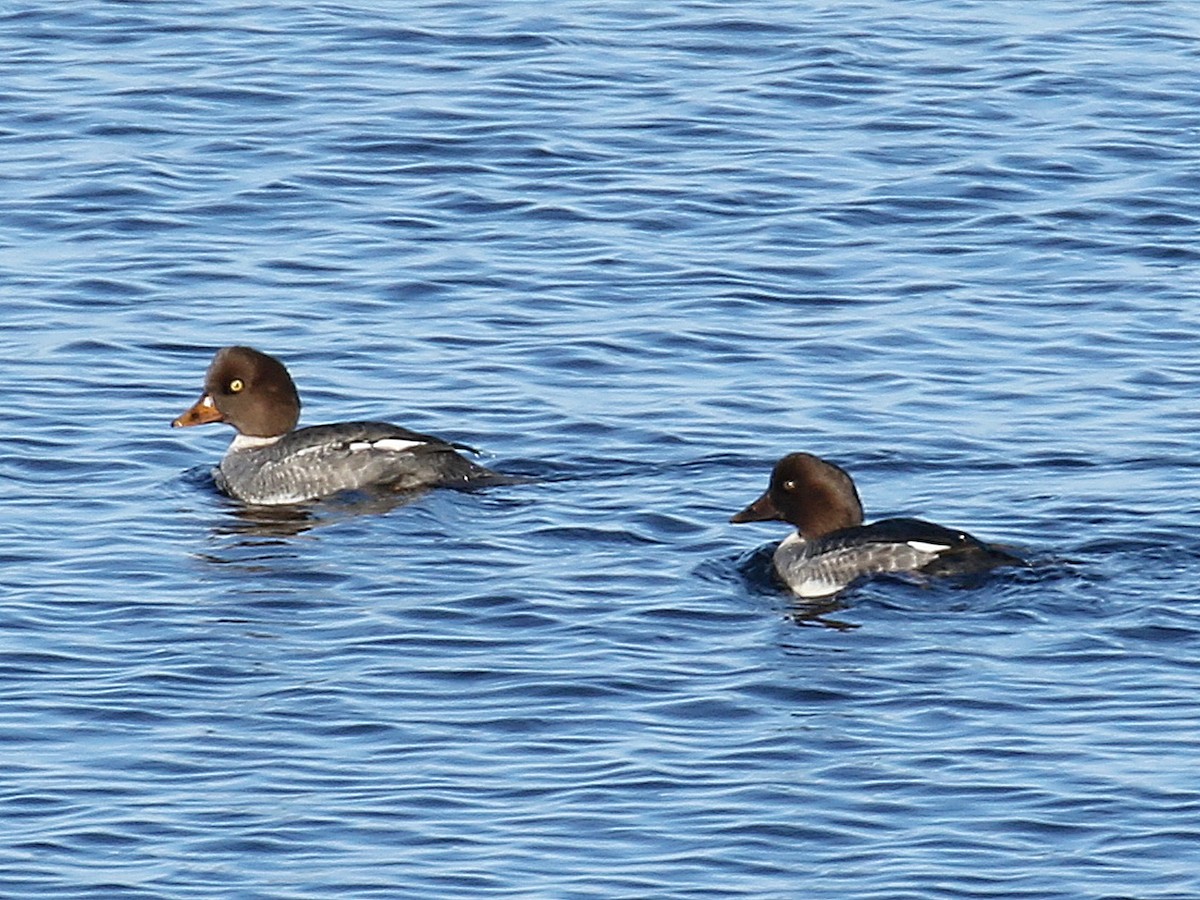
[
  {"x1": 731, "y1": 452, "x2": 1023, "y2": 598},
  {"x1": 172, "y1": 345, "x2": 500, "y2": 505}
]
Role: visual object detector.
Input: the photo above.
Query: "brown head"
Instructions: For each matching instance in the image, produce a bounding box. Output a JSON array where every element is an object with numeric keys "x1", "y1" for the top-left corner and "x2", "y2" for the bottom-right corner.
[
  {"x1": 730, "y1": 452, "x2": 865, "y2": 537},
  {"x1": 172, "y1": 346, "x2": 301, "y2": 437}
]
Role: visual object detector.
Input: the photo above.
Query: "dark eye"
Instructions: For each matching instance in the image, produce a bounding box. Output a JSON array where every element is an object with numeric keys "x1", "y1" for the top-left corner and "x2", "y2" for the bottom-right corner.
[{"x1": 228, "y1": 378, "x2": 245, "y2": 393}]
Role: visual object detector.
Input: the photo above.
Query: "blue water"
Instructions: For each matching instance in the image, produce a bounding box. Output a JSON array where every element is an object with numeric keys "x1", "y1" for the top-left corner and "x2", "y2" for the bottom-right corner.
[{"x1": 3, "y1": 1, "x2": 1200, "y2": 897}]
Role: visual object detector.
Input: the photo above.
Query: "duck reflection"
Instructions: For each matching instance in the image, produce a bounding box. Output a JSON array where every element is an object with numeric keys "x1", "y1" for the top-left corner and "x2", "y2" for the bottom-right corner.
[
  {"x1": 788, "y1": 598, "x2": 860, "y2": 631},
  {"x1": 212, "y1": 487, "x2": 433, "y2": 540}
]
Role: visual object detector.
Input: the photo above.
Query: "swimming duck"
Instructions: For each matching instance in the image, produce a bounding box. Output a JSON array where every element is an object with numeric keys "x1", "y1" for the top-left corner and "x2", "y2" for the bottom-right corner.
[
  {"x1": 731, "y1": 452, "x2": 1023, "y2": 598},
  {"x1": 173, "y1": 345, "x2": 499, "y2": 505}
]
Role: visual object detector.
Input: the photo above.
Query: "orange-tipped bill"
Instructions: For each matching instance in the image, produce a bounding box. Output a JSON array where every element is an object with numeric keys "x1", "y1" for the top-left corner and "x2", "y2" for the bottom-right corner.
[
  {"x1": 172, "y1": 393, "x2": 224, "y2": 428},
  {"x1": 730, "y1": 490, "x2": 781, "y2": 524}
]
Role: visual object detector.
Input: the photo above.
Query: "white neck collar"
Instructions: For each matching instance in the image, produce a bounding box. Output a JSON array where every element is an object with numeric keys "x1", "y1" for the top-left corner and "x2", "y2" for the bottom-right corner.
[{"x1": 229, "y1": 432, "x2": 284, "y2": 452}]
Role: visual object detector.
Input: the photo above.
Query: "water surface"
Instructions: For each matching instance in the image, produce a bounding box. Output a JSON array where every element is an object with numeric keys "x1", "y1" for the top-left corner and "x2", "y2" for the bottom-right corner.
[{"x1": 2, "y1": 2, "x2": 1200, "y2": 897}]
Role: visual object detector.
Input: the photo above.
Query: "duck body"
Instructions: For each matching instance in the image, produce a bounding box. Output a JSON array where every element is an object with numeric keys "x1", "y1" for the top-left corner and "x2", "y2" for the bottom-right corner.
[
  {"x1": 732, "y1": 453, "x2": 1023, "y2": 599},
  {"x1": 769, "y1": 516, "x2": 1021, "y2": 599},
  {"x1": 174, "y1": 346, "x2": 498, "y2": 505},
  {"x1": 214, "y1": 421, "x2": 495, "y2": 506}
]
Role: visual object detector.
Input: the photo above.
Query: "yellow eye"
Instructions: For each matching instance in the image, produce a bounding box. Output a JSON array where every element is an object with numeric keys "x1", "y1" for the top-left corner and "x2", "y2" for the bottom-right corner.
[
  {"x1": 783, "y1": 480, "x2": 797, "y2": 491},
  {"x1": 228, "y1": 378, "x2": 245, "y2": 393}
]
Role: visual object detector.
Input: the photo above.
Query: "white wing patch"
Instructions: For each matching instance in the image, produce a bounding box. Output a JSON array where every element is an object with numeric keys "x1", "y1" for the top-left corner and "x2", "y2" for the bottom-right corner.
[
  {"x1": 289, "y1": 444, "x2": 326, "y2": 458},
  {"x1": 907, "y1": 540, "x2": 951, "y2": 554},
  {"x1": 348, "y1": 438, "x2": 426, "y2": 453}
]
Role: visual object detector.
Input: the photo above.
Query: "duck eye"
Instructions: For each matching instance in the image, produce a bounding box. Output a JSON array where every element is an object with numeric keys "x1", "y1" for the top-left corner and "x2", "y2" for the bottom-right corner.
[
  {"x1": 228, "y1": 378, "x2": 245, "y2": 393},
  {"x1": 782, "y1": 480, "x2": 797, "y2": 491}
]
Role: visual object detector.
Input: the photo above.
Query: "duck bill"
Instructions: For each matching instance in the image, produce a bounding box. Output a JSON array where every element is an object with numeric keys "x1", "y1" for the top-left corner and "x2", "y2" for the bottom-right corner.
[
  {"x1": 730, "y1": 490, "x2": 782, "y2": 524},
  {"x1": 172, "y1": 393, "x2": 224, "y2": 428}
]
